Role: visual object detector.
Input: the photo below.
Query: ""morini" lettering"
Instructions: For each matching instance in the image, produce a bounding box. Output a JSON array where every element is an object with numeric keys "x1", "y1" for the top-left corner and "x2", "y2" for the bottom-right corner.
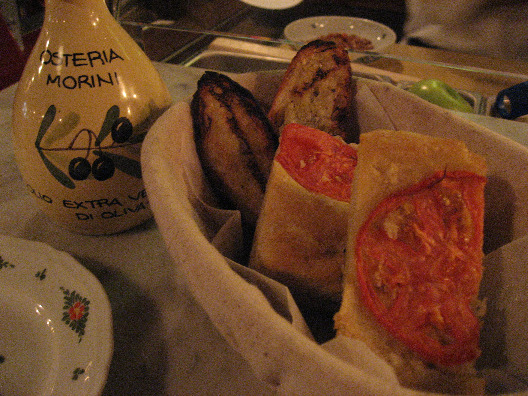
[{"x1": 46, "y1": 72, "x2": 120, "y2": 89}]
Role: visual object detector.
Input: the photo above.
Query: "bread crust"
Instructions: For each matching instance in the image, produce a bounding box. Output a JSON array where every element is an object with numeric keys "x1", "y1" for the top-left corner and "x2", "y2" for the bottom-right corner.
[
  {"x1": 191, "y1": 71, "x2": 278, "y2": 227},
  {"x1": 335, "y1": 129, "x2": 486, "y2": 394},
  {"x1": 250, "y1": 162, "x2": 349, "y2": 303},
  {"x1": 268, "y1": 40, "x2": 357, "y2": 143}
]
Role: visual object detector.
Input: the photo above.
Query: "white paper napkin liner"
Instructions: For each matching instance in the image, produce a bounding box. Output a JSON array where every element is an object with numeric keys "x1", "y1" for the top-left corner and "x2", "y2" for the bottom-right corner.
[{"x1": 479, "y1": 234, "x2": 528, "y2": 391}]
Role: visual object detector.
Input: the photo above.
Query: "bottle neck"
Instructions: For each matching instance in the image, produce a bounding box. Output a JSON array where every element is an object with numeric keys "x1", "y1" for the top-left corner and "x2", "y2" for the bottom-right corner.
[{"x1": 43, "y1": 0, "x2": 112, "y2": 19}]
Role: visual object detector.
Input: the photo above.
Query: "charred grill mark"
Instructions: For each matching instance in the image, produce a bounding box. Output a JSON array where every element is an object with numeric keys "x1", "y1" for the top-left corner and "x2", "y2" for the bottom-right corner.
[
  {"x1": 310, "y1": 39, "x2": 350, "y2": 64},
  {"x1": 292, "y1": 66, "x2": 338, "y2": 95},
  {"x1": 206, "y1": 85, "x2": 273, "y2": 191},
  {"x1": 332, "y1": 53, "x2": 350, "y2": 66},
  {"x1": 315, "y1": 67, "x2": 330, "y2": 81},
  {"x1": 309, "y1": 39, "x2": 339, "y2": 51},
  {"x1": 226, "y1": 106, "x2": 269, "y2": 191},
  {"x1": 204, "y1": 112, "x2": 213, "y2": 132}
]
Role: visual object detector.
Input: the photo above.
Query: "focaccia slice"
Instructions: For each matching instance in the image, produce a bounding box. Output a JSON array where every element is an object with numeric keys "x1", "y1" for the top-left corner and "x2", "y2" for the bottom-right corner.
[
  {"x1": 334, "y1": 129, "x2": 487, "y2": 394},
  {"x1": 250, "y1": 123, "x2": 357, "y2": 304}
]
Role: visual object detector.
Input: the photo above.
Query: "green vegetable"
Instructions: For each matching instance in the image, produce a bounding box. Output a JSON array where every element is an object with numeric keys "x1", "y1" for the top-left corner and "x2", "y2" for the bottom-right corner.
[{"x1": 408, "y1": 79, "x2": 474, "y2": 113}]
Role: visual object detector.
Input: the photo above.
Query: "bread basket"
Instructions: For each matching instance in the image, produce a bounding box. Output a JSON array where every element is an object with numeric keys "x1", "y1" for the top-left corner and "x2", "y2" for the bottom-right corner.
[{"x1": 141, "y1": 71, "x2": 528, "y2": 395}]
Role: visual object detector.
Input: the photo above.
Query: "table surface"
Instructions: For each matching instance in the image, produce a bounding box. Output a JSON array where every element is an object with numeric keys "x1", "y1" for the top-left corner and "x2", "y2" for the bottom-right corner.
[{"x1": 2, "y1": 46, "x2": 528, "y2": 395}]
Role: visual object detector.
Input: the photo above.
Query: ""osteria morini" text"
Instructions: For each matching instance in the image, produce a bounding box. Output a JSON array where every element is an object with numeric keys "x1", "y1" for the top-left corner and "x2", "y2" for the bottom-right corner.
[{"x1": 41, "y1": 48, "x2": 125, "y2": 90}]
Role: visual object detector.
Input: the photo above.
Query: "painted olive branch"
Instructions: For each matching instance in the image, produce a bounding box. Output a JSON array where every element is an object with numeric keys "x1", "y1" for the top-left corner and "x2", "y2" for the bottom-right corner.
[{"x1": 38, "y1": 140, "x2": 141, "y2": 152}]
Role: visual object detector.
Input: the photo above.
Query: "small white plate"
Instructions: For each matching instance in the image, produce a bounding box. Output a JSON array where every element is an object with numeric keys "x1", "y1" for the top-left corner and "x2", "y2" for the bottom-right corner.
[
  {"x1": 0, "y1": 235, "x2": 113, "y2": 396},
  {"x1": 284, "y1": 16, "x2": 396, "y2": 51},
  {"x1": 239, "y1": 0, "x2": 302, "y2": 10}
]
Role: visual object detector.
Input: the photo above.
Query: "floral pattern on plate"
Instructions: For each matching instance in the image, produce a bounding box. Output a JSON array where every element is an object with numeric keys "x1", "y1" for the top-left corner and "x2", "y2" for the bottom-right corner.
[{"x1": 0, "y1": 235, "x2": 113, "y2": 396}]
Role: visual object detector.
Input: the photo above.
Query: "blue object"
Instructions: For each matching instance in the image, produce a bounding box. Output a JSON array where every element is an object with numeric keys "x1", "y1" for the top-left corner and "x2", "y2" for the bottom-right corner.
[{"x1": 493, "y1": 81, "x2": 528, "y2": 119}]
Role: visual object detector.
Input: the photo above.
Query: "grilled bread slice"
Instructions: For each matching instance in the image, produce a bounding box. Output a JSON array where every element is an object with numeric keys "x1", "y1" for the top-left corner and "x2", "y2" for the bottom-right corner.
[
  {"x1": 268, "y1": 40, "x2": 357, "y2": 143},
  {"x1": 191, "y1": 71, "x2": 278, "y2": 228}
]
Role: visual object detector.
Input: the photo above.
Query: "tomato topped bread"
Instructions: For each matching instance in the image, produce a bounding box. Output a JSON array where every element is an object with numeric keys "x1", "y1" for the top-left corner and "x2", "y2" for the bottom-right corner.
[
  {"x1": 334, "y1": 129, "x2": 487, "y2": 394},
  {"x1": 249, "y1": 123, "x2": 357, "y2": 304}
]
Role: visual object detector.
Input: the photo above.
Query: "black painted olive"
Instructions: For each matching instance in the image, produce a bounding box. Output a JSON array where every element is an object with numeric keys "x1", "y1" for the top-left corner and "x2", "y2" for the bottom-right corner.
[
  {"x1": 92, "y1": 155, "x2": 115, "y2": 181},
  {"x1": 68, "y1": 157, "x2": 91, "y2": 180},
  {"x1": 111, "y1": 117, "x2": 133, "y2": 143}
]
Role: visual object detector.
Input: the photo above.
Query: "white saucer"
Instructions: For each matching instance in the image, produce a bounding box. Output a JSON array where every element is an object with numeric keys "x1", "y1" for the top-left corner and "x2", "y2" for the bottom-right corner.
[
  {"x1": 284, "y1": 16, "x2": 396, "y2": 51},
  {"x1": 0, "y1": 235, "x2": 113, "y2": 396},
  {"x1": 239, "y1": 0, "x2": 302, "y2": 10}
]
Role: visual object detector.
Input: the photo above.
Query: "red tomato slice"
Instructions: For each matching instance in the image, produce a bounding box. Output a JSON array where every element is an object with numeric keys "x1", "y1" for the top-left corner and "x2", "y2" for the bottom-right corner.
[
  {"x1": 276, "y1": 123, "x2": 357, "y2": 202},
  {"x1": 356, "y1": 170, "x2": 486, "y2": 366}
]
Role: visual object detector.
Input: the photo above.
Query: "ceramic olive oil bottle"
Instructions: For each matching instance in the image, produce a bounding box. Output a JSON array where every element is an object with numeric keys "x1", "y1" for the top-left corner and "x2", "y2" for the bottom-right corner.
[{"x1": 12, "y1": 0, "x2": 172, "y2": 234}]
